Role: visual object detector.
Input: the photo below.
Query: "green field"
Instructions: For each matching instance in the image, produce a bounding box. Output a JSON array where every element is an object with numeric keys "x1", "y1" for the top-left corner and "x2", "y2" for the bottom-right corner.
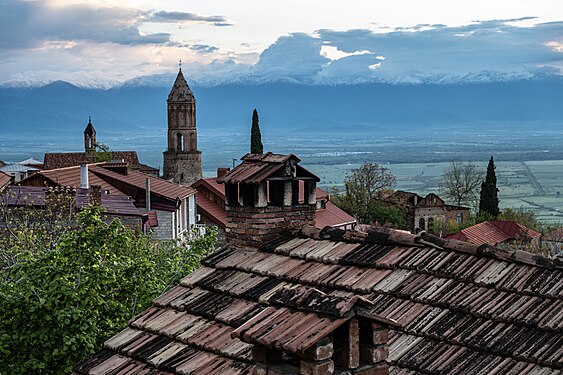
[{"x1": 306, "y1": 160, "x2": 563, "y2": 224}]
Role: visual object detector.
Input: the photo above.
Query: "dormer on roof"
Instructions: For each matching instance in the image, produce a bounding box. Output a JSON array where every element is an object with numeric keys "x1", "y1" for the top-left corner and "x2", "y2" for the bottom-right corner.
[
  {"x1": 232, "y1": 287, "x2": 394, "y2": 375},
  {"x1": 218, "y1": 152, "x2": 320, "y2": 248},
  {"x1": 167, "y1": 69, "x2": 194, "y2": 103}
]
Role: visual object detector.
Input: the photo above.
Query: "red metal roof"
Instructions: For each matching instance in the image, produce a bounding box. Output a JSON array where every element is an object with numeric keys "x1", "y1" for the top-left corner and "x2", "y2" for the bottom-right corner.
[
  {"x1": 316, "y1": 201, "x2": 357, "y2": 229},
  {"x1": 195, "y1": 191, "x2": 227, "y2": 227},
  {"x1": 90, "y1": 165, "x2": 196, "y2": 201},
  {"x1": 26, "y1": 165, "x2": 126, "y2": 196},
  {"x1": 445, "y1": 220, "x2": 541, "y2": 246}
]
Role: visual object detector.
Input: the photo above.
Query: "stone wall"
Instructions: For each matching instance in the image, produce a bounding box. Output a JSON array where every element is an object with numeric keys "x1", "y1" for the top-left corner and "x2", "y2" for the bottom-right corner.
[
  {"x1": 163, "y1": 151, "x2": 202, "y2": 186},
  {"x1": 414, "y1": 206, "x2": 469, "y2": 231}
]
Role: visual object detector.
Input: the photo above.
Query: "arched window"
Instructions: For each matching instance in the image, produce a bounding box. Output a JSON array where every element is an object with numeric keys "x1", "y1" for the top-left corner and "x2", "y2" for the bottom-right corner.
[
  {"x1": 428, "y1": 217, "x2": 434, "y2": 229},
  {"x1": 177, "y1": 133, "x2": 184, "y2": 151},
  {"x1": 189, "y1": 132, "x2": 196, "y2": 151},
  {"x1": 419, "y1": 218, "x2": 425, "y2": 230}
]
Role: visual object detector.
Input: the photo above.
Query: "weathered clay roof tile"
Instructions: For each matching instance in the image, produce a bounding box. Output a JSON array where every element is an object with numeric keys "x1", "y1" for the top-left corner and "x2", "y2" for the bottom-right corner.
[{"x1": 76, "y1": 225, "x2": 563, "y2": 374}]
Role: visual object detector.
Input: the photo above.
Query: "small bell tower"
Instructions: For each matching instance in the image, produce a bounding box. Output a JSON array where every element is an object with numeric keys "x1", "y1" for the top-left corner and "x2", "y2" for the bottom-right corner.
[
  {"x1": 84, "y1": 116, "x2": 96, "y2": 159},
  {"x1": 163, "y1": 64, "x2": 202, "y2": 185}
]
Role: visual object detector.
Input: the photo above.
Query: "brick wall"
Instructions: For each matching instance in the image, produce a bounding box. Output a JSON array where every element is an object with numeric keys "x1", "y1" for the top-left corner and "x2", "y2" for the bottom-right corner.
[{"x1": 226, "y1": 204, "x2": 315, "y2": 248}]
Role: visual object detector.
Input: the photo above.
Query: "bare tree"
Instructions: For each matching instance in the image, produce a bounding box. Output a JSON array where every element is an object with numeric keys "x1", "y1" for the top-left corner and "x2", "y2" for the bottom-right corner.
[{"x1": 440, "y1": 161, "x2": 484, "y2": 207}]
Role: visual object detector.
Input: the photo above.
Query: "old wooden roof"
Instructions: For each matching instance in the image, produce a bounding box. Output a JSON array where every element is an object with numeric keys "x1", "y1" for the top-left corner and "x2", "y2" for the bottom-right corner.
[
  {"x1": 217, "y1": 152, "x2": 319, "y2": 185},
  {"x1": 75, "y1": 224, "x2": 562, "y2": 374}
]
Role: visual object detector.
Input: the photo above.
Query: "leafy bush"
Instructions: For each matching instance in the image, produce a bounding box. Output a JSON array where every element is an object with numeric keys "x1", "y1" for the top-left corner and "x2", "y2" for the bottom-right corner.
[{"x1": 0, "y1": 206, "x2": 216, "y2": 374}]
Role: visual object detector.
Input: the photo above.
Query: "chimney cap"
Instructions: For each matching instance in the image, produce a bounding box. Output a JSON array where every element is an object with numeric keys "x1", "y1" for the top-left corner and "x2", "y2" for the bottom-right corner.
[{"x1": 218, "y1": 152, "x2": 319, "y2": 185}]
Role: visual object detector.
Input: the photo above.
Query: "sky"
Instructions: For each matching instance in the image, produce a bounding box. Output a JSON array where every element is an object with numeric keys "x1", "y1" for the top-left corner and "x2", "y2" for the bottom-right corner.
[{"x1": 0, "y1": 0, "x2": 562, "y2": 86}]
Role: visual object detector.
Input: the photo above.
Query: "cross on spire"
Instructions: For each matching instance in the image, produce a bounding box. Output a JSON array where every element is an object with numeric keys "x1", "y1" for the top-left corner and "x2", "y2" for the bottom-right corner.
[{"x1": 179, "y1": 59, "x2": 182, "y2": 71}]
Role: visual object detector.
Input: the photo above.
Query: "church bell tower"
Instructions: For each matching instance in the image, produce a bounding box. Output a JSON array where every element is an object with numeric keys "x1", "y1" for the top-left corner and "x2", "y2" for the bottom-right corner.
[{"x1": 163, "y1": 67, "x2": 202, "y2": 185}]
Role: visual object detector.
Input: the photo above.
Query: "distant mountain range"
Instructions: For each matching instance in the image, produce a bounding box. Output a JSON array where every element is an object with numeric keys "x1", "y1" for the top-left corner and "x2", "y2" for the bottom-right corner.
[{"x1": 1, "y1": 77, "x2": 562, "y2": 138}]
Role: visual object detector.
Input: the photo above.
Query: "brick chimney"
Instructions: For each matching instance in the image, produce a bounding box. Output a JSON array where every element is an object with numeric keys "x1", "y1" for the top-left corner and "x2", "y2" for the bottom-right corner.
[
  {"x1": 232, "y1": 290, "x2": 392, "y2": 375},
  {"x1": 217, "y1": 167, "x2": 230, "y2": 179},
  {"x1": 218, "y1": 153, "x2": 319, "y2": 248}
]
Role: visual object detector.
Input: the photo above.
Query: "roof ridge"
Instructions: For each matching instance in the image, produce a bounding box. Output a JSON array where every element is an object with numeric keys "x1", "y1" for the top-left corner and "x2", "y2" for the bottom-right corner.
[{"x1": 288, "y1": 225, "x2": 561, "y2": 269}]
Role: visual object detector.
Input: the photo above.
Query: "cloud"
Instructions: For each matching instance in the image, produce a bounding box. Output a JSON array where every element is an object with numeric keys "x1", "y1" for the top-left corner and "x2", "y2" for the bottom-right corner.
[
  {"x1": 189, "y1": 44, "x2": 219, "y2": 54},
  {"x1": 0, "y1": 0, "x2": 231, "y2": 50},
  {"x1": 145, "y1": 11, "x2": 233, "y2": 26},
  {"x1": 248, "y1": 20, "x2": 563, "y2": 84}
]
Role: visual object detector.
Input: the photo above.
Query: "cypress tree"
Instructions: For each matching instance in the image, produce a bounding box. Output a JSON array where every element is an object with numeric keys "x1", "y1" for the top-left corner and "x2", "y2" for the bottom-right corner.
[
  {"x1": 250, "y1": 108, "x2": 263, "y2": 154},
  {"x1": 479, "y1": 156, "x2": 500, "y2": 218}
]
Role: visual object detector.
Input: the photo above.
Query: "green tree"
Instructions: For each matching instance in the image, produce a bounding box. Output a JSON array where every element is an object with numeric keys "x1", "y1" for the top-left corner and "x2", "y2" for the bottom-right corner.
[
  {"x1": 94, "y1": 142, "x2": 114, "y2": 163},
  {"x1": 479, "y1": 156, "x2": 500, "y2": 218},
  {"x1": 0, "y1": 206, "x2": 216, "y2": 374},
  {"x1": 250, "y1": 108, "x2": 263, "y2": 154},
  {"x1": 331, "y1": 163, "x2": 405, "y2": 226}
]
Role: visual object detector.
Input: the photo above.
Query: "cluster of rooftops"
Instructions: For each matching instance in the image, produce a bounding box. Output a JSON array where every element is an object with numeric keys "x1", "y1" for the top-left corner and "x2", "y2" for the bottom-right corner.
[{"x1": 70, "y1": 153, "x2": 562, "y2": 375}]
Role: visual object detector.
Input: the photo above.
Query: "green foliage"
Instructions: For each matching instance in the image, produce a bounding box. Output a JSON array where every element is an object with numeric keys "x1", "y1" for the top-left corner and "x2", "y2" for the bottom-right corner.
[
  {"x1": 0, "y1": 206, "x2": 216, "y2": 374},
  {"x1": 331, "y1": 163, "x2": 406, "y2": 227},
  {"x1": 250, "y1": 108, "x2": 263, "y2": 154},
  {"x1": 94, "y1": 143, "x2": 114, "y2": 163},
  {"x1": 427, "y1": 215, "x2": 475, "y2": 236},
  {"x1": 499, "y1": 207, "x2": 539, "y2": 230},
  {"x1": 479, "y1": 156, "x2": 500, "y2": 218}
]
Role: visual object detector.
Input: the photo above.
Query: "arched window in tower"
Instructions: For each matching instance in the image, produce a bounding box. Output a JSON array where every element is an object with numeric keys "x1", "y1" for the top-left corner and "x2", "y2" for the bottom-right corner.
[
  {"x1": 177, "y1": 133, "x2": 184, "y2": 151},
  {"x1": 428, "y1": 217, "x2": 434, "y2": 230},
  {"x1": 189, "y1": 132, "x2": 196, "y2": 151},
  {"x1": 419, "y1": 218, "x2": 425, "y2": 230}
]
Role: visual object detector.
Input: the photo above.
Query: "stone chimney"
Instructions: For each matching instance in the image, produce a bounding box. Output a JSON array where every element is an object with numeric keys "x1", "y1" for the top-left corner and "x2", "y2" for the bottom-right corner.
[
  {"x1": 232, "y1": 290, "x2": 392, "y2": 375},
  {"x1": 218, "y1": 153, "x2": 319, "y2": 248}
]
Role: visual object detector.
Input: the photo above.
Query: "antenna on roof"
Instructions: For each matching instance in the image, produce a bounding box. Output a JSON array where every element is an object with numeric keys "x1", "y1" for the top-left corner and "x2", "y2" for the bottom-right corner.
[{"x1": 88, "y1": 116, "x2": 91, "y2": 123}]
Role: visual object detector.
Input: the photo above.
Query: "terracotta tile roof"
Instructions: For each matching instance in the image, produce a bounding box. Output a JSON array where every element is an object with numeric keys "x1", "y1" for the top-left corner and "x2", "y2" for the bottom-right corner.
[
  {"x1": 0, "y1": 171, "x2": 10, "y2": 188},
  {"x1": 75, "y1": 225, "x2": 563, "y2": 374},
  {"x1": 90, "y1": 165, "x2": 196, "y2": 201},
  {"x1": 44, "y1": 151, "x2": 142, "y2": 170},
  {"x1": 446, "y1": 221, "x2": 542, "y2": 246}
]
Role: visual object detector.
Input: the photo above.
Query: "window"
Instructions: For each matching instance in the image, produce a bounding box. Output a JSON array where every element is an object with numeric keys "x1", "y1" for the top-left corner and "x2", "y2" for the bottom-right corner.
[
  {"x1": 177, "y1": 133, "x2": 184, "y2": 151},
  {"x1": 428, "y1": 217, "x2": 434, "y2": 229},
  {"x1": 456, "y1": 213, "x2": 463, "y2": 224},
  {"x1": 419, "y1": 218, "x2": 425, "y2": 230}
]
